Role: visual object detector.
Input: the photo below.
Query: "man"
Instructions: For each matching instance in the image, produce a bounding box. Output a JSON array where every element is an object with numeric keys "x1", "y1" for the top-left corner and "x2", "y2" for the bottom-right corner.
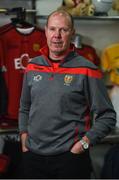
[{"x1": 18, "y1": 10, "x2": 116, "y2": 179}]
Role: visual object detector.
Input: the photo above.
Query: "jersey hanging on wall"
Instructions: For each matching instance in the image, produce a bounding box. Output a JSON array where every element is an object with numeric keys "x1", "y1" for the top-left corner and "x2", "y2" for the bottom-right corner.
[
  {"x1": 71, "y1": 34, "x2": 100, "y2": 66},
  {"x1": 101, "y1": 43, "x2": 119, "y2": 85},
  {"x1": 0, "y1": 24, "x2": 47, "y2": 120},
  {"x1": 74, "y1": 44, "x2": 100, "y2": 66},
  {"x1": 0, "y1": 68, "x2": 8, "y2": 117}
]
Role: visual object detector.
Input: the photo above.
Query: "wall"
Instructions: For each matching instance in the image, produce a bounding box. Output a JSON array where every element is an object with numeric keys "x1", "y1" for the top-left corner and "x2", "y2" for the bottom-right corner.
[
  {"x1": 74, "y1": 20, "x2": 119, "y2": 56},
  {"x1": 0, "y1": 0, "x2": 33, "y2": 26}
]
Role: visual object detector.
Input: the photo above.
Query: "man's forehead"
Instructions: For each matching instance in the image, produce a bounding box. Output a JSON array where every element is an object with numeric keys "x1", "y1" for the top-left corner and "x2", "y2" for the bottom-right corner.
[
  {"x1": 50, "y1": 12, "x2": 68, "y2": 19},
  {"x1": 48, "y1": 13, "x2": 71, "y2": 27},
  {"x1": 47, "y1": 10, "x2": 74, "y2": 29}
]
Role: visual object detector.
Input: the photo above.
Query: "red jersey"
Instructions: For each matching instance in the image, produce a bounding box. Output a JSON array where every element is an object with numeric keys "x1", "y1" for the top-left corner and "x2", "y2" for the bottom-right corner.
[
  {"x1": 74, "y1": 44, "x2": 100, "y2": 66},
  {"x1": 0, "y1": 23, "x2": 13, "y2": 34},
  {"x1": 0, "y1": 68, "x2": 8, "y2": 117},
  {"x1": 0, "y1": 25, "x2": 47, "y2": 120}
]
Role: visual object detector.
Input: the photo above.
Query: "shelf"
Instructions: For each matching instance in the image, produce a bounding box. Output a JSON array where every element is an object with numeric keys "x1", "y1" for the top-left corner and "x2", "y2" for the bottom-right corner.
[
  {"x1": 0, "y1": 8, "x2": 36, "y2": 14},
  {"x1": 36, "y1": 15, "x2": 119, "y2": 21},
  {"x1": 73, "y1": 16, "x2": 119, "y2": 20}
]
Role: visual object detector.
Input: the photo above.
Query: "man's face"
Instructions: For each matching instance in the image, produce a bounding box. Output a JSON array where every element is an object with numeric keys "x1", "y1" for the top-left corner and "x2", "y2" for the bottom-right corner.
[{"x1": 45, "y1": 13, "x2": 75, "y2": 57}]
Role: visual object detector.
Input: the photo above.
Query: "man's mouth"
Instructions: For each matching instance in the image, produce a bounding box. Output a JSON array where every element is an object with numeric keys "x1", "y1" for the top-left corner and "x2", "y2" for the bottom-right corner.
[
  {"x1": 53, "y1": 41, "x2": 62, "y2": 44},
  {"x1": 52, "y1": 42, "x2": 63, "y2": 47}
]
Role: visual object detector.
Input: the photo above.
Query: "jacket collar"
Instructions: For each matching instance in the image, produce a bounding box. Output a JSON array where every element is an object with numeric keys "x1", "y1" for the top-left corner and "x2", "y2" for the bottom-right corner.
[{"x1": 39, "y1": 43, "x2": 75, "y2": 58}]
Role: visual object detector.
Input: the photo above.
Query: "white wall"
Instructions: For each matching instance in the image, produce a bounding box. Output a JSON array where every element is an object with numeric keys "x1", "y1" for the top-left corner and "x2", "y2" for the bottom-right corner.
[
  {"x1": 0, "y1": 0, "x2": 33, "y2": 26},
  {"x1": 74, "y1": 20, "x2": 119, "y2": 56}
]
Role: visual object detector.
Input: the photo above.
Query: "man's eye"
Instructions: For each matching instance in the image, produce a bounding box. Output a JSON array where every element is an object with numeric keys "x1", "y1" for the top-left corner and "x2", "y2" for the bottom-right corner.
[
  {"x1": 49, "y1": 27, "x2": 55, "y2": 31},
  {"x1": 61, "y1": 28, "x2": 69, "y2": 32}
]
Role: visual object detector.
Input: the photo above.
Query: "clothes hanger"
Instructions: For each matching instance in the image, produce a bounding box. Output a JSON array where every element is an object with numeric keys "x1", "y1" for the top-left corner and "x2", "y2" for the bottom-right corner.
[
  {"x1": 9, "y1": 7, "x2": 33, "y2": 28},
  {"x1": 71, "y1": 34, "x2": 83, "y2": 48}
]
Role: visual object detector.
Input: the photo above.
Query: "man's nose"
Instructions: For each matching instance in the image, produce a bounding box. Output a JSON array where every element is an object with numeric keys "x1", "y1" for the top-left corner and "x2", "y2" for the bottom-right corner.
[{"x1": 54, "y1": 29, "x2": 61, "y2": 37}]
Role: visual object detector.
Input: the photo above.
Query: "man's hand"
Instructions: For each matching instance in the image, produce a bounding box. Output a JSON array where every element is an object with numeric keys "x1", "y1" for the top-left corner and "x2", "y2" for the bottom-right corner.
[
  {"x1": 20, "y1": 132, "x2": 29, "y2": 152},
  {"x1": 70, "y1": 140, "x2": 84, "y2": 154},
  {"x1": 70, "y1": 136, "x2": 90, "y2": 154}
]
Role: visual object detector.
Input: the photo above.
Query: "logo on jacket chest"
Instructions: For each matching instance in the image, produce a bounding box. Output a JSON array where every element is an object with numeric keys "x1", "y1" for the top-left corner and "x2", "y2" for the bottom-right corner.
[
  {"x1": 64, "y1": 75, "x2": 73, "y2": 86},
  {"x1": 33, "y1": 75, "x2": 42, "y2": 81}
]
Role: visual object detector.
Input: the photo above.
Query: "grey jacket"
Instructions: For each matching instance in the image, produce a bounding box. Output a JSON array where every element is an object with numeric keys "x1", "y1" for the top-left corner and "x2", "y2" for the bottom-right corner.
[{"x1": 18, "y1": 48, "x2": 116, "y2": 155}]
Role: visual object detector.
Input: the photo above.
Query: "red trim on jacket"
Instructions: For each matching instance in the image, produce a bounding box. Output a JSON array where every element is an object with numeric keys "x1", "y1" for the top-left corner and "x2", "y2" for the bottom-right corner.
[
  {"x1": 39, "y1": 43, "x2": 75, "y2": 57},
  {"x1": 26, "y1": 64, "x2": 102, "y2": 79},
  {"x1": 74, "y1": 127, "x2": 79, "y2": 143},
  {"x1": 26, "y1": 44, "x2": 103, "y2": 78},
  {"x1": 84, "y1": 108, "x2": 91, "y2": 131}
]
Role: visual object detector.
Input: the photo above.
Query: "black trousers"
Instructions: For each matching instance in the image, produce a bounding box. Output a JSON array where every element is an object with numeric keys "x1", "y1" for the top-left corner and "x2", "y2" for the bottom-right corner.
[{"x1": 18, "y1": 150, "x2": 92, "y2": 179}]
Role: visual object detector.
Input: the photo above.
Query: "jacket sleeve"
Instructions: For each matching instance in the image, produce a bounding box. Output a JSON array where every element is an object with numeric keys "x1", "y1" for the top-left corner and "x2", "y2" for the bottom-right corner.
[
  {"x1": 84, "y1": 73, "x2": 116, "y2": 145},
  {"x1": 18, "y1": 72, "x2": 31, "y2": 133}
]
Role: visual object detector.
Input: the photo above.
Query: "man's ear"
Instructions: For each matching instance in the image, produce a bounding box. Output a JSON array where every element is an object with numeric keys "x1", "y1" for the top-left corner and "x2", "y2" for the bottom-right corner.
[
  {"x1": 44, "y1": 25, "x2": 47, "y2": 36},
  {"x1": 72, "y1": 28, "x2": 75, "y2": 36}
]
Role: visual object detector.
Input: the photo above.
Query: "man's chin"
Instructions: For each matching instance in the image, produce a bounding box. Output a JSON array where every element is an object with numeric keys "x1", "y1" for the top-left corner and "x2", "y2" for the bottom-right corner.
[{"x1": 52, "y1": 48, "x2": 64, "y2": 54}]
